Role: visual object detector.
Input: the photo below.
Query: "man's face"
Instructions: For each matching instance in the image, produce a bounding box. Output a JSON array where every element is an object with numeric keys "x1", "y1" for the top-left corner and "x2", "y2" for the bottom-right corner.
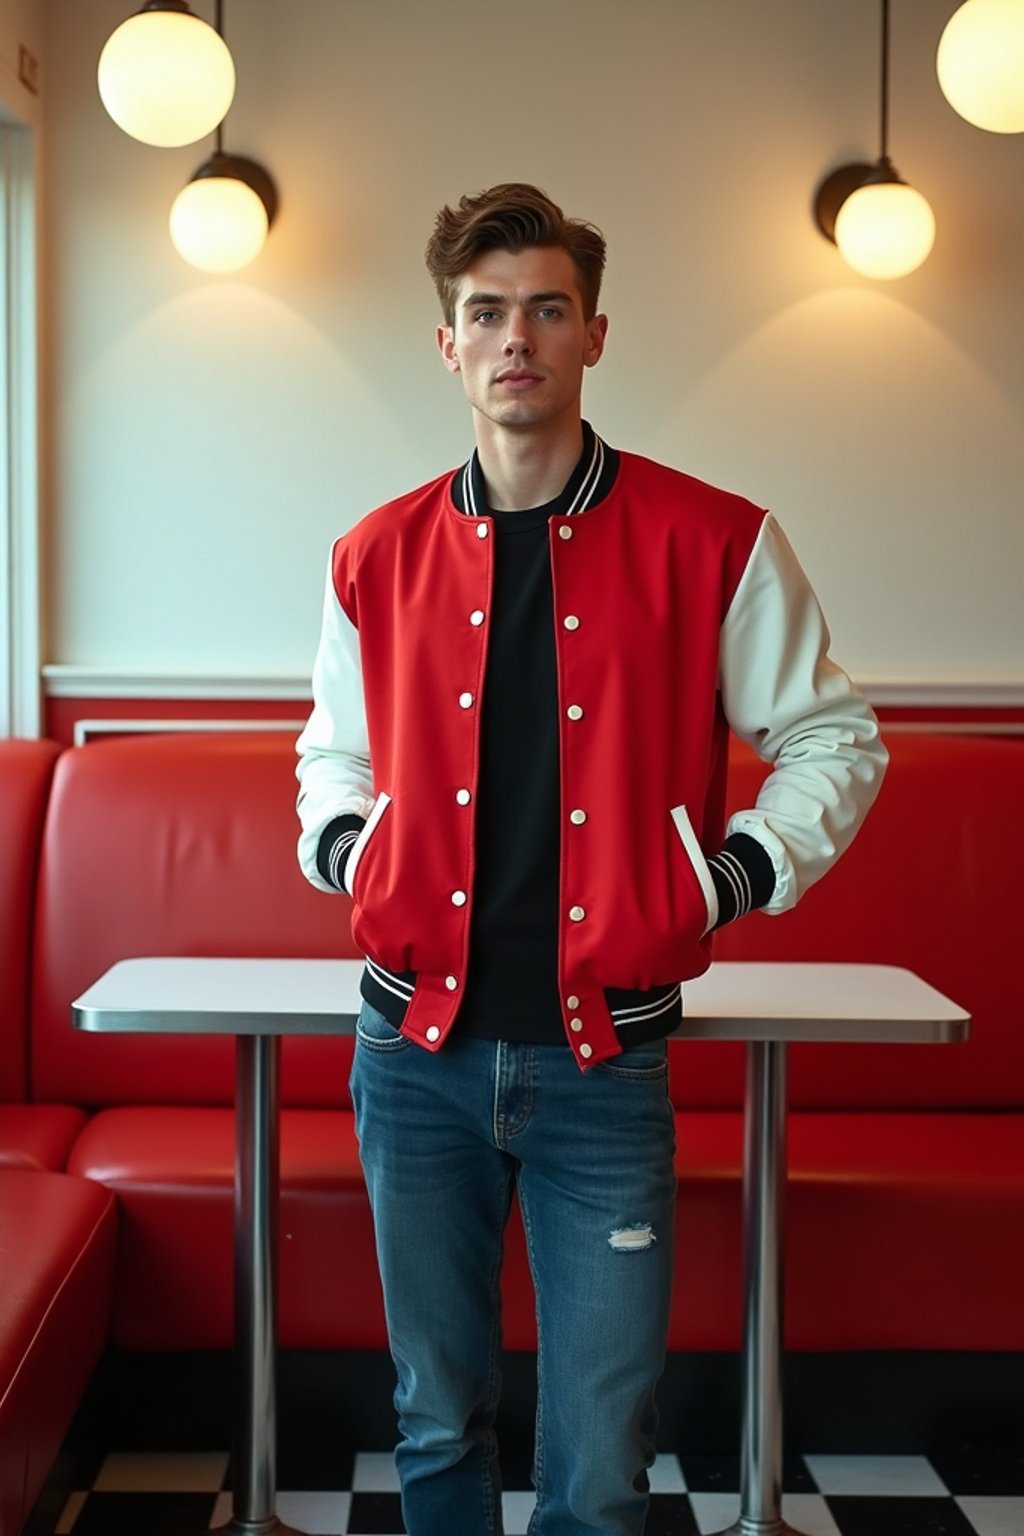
[{"x1": 437, "y1": 246, "x2": 607, "y2": 434}]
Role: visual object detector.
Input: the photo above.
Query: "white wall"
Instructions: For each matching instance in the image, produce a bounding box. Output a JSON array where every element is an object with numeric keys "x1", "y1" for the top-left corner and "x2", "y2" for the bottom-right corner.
[{"x1": 41, "y1": 0, "x2": 1024, "y2": 692}]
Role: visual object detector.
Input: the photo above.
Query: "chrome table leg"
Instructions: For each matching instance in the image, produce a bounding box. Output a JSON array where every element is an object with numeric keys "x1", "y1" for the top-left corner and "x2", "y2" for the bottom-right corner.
[
  {"x1": 714, "y1": 1040, "x2": 804, "y2": 1536},
  {"x1": 216, "y1": 1034, "x2": 303, "y2": 1536}
]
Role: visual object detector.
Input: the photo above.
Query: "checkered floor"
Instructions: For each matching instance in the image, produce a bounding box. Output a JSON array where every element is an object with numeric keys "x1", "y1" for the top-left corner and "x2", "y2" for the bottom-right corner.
[{"x1": 40, "y1": 1447, "x2": 1024, "y2": 1534}]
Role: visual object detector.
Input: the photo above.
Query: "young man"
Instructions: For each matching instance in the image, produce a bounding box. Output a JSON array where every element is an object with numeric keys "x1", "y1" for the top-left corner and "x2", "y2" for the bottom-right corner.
[{"x1": 296, "y1": 183, "x2": 887, "y2": 1536}]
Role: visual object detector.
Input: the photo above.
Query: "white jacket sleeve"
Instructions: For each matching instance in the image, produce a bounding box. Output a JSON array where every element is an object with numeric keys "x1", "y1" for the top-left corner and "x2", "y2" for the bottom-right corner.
[
  {"x1": 720, "y1": 514, "x2": 888, "y2": 913},
  {"x1": 295, "y1": 544, "x2": 375, "y2": 894}
]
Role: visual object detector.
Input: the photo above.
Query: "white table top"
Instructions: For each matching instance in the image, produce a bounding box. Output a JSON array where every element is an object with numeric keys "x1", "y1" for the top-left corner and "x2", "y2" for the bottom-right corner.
[{"x1": 72, "y1": 957, "x2": 970, "y2": 1044}]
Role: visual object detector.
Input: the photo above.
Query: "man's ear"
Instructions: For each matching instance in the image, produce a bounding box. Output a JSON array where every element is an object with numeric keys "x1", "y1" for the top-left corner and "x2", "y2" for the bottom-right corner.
[
  {"x1": 437, "y1": 324, "x2": 460, "y2": 373},
  {"x1": 584, "y1": 313, "x2": 608, "y2": 370}
]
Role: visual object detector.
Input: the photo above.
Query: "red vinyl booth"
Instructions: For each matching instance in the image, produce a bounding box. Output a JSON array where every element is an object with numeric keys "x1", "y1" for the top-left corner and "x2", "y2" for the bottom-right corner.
[
  {"x1": 1, "y1": 727, "x2": 1022, "y2": 1527},
  {"x1": 0, "y1": 741, "x2": 111, "y2": 1536}
]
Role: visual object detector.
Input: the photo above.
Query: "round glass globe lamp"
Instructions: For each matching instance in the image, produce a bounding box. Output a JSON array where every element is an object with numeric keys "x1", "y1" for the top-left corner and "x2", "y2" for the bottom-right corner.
[
  {"x1": 937, "y1": 0, "x2": 1024, "y2": 133},
  {"x1": 170, "y1": 172, "x2": 270, "y2": 273},
  {"x1": 98, "y1": 3, "x2": 235, "y2": 148},
  {"x1": 833, "y1": 180, "x2": 936, "y2": 280}
]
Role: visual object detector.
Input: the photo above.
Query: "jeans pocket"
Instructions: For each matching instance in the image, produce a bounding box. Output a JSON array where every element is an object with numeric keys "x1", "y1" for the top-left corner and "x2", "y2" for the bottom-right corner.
[
  {"x1": 355, "y1": 1001, "x2": 411, "y2": 1052},
  {"x1": 593, "y1": 1040, "x2": 669, "y2": 1081}
]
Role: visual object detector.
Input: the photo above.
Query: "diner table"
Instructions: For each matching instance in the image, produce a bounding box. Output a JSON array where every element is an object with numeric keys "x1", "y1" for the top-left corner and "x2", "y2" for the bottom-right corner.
[{"x1": 73, "y1": 957, "x2": 969, "y2": 1536}]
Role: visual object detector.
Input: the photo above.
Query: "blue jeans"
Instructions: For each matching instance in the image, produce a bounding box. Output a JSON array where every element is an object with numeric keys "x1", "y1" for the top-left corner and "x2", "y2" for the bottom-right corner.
[{"x1": 350, "y1": 1003, "x2": 676, "y2": 1536}]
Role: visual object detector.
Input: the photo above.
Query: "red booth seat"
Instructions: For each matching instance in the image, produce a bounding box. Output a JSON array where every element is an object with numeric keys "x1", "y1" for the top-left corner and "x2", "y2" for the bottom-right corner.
[
  {"x1": 66, "y1": 1107, "x2": 380, "y2": 1351},
  {"x1": 0, "y1": 1170, "x2": 115, "y2": 1536},
  {"x1": 0, "y1": 1105, "x2": 89, "y2": 1173},
  {"x1": 61, "y1": 1105, "x2": 1024, "y2": 1355}
]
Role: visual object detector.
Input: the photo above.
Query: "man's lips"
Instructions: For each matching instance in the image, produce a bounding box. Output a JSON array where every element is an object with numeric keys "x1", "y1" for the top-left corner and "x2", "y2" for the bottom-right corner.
[{"x1": 495, "y1": 369, "x2": 544, "y2": 388}]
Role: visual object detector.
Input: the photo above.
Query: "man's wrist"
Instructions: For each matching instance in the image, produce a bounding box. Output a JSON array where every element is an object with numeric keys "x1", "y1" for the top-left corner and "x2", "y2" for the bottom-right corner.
[
  {"x1": 316, "y1": 813, "x2": 366, "y2": 893},
  {"x1": 707, "y1": 832, "x2": 776, "y2": 928}
]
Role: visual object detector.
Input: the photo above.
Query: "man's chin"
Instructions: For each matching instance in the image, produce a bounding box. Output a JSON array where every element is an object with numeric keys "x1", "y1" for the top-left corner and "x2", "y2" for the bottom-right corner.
[{"x1": 480, "y1": 398, "x2": 560, "y2": 431}]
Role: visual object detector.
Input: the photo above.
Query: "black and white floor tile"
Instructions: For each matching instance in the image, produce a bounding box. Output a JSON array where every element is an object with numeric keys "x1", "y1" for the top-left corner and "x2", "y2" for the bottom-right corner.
[{"x1": 42, "y1": 1447, "x2": 1024, "y2": 1535}]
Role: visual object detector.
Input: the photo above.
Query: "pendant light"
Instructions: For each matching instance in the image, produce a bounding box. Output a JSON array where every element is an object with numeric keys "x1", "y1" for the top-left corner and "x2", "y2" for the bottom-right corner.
[
  {"x1": 98, "y1": 1, "x2": 235, "y2": 148},
  {"x1": 170, "y1": 131, "x2": 278, "y2": 273},
  {"x1": 814, "y1": 0, "x2": 936, "y2": 280},
  {"x1": 163, "y1": 0, "x2": 277, "y2": 274},
  {"x1": 937, "y1": 0, "x2": 1024, "y2": 133}
]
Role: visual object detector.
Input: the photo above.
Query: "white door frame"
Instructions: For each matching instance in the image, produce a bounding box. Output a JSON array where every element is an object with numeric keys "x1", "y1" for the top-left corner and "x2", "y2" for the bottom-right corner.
[{"x1": 0, "y1": 117, "x2": 40, "y2": 738}]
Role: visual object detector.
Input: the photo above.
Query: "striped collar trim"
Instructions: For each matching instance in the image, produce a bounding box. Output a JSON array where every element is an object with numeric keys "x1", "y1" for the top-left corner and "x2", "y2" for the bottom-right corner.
[{"x1": 454, "y1": 423, "x2": 617, "y2": 521}]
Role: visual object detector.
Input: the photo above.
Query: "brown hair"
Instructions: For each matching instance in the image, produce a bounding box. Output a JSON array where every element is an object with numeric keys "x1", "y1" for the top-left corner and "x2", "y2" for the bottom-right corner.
[{"x1": 425, "y1": 183, "x2": 606, "y2": 326}]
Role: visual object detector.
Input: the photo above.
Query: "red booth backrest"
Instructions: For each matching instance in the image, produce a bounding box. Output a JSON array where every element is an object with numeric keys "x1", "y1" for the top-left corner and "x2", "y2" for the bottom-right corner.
[
  {"x1": 31, "y1": 734, "x2": 360, "y2": 1109},
  {"x1": 680, "y1": 732, "x2": 1023, "y2": 1110},
  {"x1": 0, "y1": 740, "x2": 61, "y2": 1101},
  {"x1": 28, "y1": 729, "x2": 1022, "y2": 1113}
]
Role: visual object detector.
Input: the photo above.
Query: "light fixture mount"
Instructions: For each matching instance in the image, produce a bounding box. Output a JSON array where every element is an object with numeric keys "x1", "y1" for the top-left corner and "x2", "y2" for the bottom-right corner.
[
  {"x1": 815, "y1": 154, "x2": 915, "y2": 243},
  {"x1": 814, "y1": 162, "x2": 876, "y2": 243},
  {"x1": 188, "y1": 150, "x2": 278, "y2": 228}
]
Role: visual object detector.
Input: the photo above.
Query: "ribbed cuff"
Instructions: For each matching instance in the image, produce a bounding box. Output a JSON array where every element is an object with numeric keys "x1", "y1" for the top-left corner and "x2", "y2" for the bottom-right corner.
[
  {"x1": 316, "y1": 813, "x2": 365, "y2": 893},
  {"x1": 707, "y1": 832, "x2": 776, "y2": 928}
]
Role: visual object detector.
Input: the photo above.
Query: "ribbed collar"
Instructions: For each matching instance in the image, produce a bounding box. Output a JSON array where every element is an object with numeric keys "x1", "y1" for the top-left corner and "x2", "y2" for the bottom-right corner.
[{"x1": 450, "y1": 421, "x2": 619, "y2": 520}]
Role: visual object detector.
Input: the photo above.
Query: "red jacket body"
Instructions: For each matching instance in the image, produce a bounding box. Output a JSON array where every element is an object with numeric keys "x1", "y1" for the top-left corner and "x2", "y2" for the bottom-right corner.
[{"x1": 297, "y1": 449, "x2": 887, "y2": 1069}]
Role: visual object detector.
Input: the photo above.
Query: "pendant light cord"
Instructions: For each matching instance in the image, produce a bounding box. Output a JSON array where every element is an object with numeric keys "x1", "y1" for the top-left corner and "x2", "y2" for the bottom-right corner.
[
  {"x1": 884, "y1": 0, "x2": 890, "y2": 160},
  {"x1": 215, "y1": 0, "x2": 225, "y2": 154}
]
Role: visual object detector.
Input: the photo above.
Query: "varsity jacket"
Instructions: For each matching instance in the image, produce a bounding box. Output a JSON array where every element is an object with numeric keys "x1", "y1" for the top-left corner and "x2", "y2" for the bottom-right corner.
[{"x1": 296, "y1": 442, "x2": 887, "y2": 1071}]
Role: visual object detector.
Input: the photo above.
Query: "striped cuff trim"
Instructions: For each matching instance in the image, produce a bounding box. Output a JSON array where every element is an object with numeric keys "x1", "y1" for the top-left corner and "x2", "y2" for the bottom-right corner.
[
  {"x1": 707, "y1": 833, "x2": 776, "y2": 927},
  {"x1": 315, "y1": 814, "x2": 366, "y2": 893}
]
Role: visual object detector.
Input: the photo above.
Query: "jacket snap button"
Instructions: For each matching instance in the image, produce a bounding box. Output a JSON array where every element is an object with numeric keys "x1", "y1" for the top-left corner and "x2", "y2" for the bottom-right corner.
[
  {"x1": 459, "y1": 691, "x2": 474, "y2": 709},
  {"x1": 566, "y1": 994, "x2": 580, "y2": 1009},
  {"x1": 477, "y1": 524, "x2": 489, "y2": 539},
  {"x1": 445, "y1": 975, "x2": 458, "y2": 991},
  {"x1": 426, "y1": 1025, "x2": 441, "y2": 1042},
  {"x1": 569, "y1": 905, "x2": 585, "y2": 922},
  {"x1": 456, "y1": 788, "x2": 471, "y2": 805},
  {"x1": 470, "y1": 610, "x2": 485, "y2": 626},
  {"x1": 570, "y1": 809, "x2": 587, "y2": 825},
  {"x1": 579, "y1": 1043, "x2": 593, "y2": 1060},
  {"x1": 451, "y1": 890, "x2": 467, "y2": 906},
  {"x1": 558, "y1": 525, "x2": 573, "y2": 540},
  {"x1": 566, "y1": 704, "x2": 584, "y2": 721},
  {"x1": 570, "y1": 1017, "x2": 583, "y2": 1032},
  {"x1": 563, "y1": 615, "x2": 580, "y2": 631}
]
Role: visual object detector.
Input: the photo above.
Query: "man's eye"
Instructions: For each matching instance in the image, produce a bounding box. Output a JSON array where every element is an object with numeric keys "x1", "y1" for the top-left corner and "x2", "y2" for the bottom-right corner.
[
  {"x1": 474, "y1": 310, "x2": 499, "y2": 323},
  {"x1": 537, "y1": 307, "x2": 563, "y2": 320}
]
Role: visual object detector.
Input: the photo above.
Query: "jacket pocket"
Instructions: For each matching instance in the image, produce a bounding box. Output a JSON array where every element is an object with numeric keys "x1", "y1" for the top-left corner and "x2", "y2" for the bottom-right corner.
[
  {"x1": 669, "y1": 805, "x2": 719, "y2": 937},
  {"x1": 344, "y1": 790, "x2": 392, "y2": 899}
]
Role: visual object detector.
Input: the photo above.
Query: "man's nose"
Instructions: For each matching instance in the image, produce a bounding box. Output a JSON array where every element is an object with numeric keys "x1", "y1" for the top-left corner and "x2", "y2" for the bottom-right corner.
[{"x1": 503, "y1": 311, "x2": 532, "y2": 354}]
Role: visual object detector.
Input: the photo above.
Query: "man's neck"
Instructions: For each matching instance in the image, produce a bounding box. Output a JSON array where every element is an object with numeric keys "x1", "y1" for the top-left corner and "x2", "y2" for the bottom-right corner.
[{"x1": 472, "y1": 415, "x2": 585, "y2": 512}]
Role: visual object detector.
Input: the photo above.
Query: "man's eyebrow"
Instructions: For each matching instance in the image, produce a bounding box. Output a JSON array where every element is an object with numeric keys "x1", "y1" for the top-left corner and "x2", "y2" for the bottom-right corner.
[{"x1": 460, "y1": 289, "x2": 575, "y2": 308}]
